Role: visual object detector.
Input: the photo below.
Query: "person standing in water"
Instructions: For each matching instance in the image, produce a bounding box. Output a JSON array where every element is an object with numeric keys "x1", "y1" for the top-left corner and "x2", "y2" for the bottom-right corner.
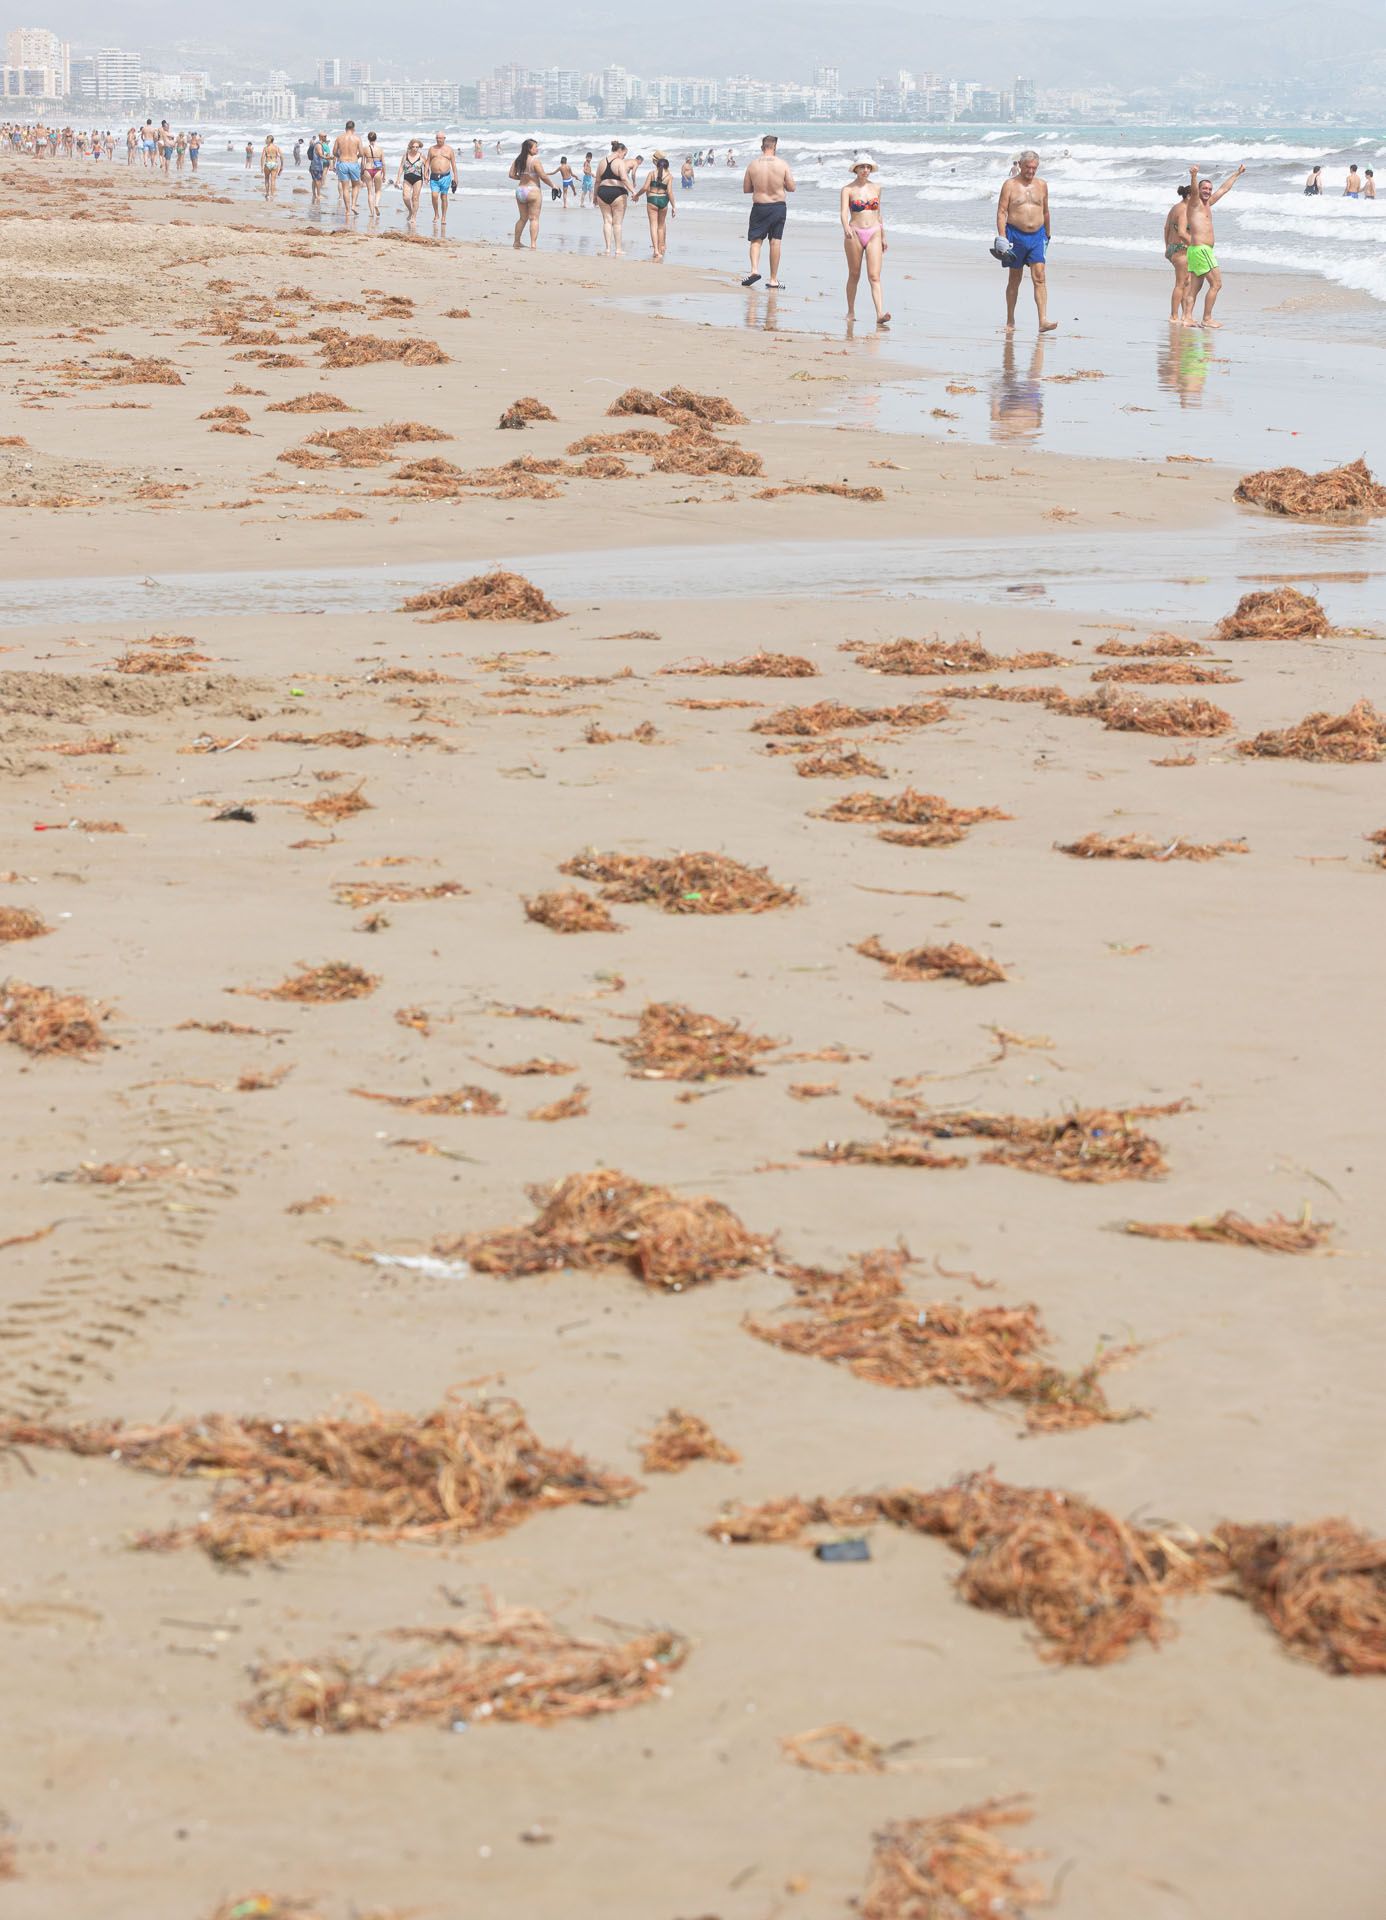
[
  {"x1": 1163, "y1": 183, "x2": 1191, "y2": 322},
  {"x1": 742, "y1": 134, "x2": 795, "y2": 288},
  {"x1": 1182, "y1": 161, "x2": 1246, "y2": 328},
  {"x1": 1304, "y1": 165, "x2": 1322, "y2": 195},
  {"x1": 840, "y1": 152, "x2": 889, "y2": 327},
  {"x1": 593, "y1": 142, "x2": 633, "y2": 255},
  {"x1": 1365, "y1": 169, "x2": 1376, "y2": 200},
  {"x1": 397, "y1": 137, "x2": 426, "y2": 226},
  {"x1": 261, "y1": 133, "x2": 283, "y2": 198},
  {"x1": 996, "y1": 149, "x2": 1055, "y2": 333},
  {"x1": 510, "y1": 138, "x2": 556, "y2": 248},
  {"x1": 1344, "y1": 164, "x2": 1361, "y2": 198}
]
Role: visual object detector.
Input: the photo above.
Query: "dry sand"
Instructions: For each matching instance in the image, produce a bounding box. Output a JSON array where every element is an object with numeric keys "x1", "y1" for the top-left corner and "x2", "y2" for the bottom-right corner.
[{"x1": 1, "y1": 157, "x2": 1384, "y2": 1920}]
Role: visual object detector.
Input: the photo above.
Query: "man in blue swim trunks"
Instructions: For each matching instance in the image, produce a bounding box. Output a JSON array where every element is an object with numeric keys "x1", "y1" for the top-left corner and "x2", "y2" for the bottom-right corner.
[
  {"x1": 996, "y1": 150, "x2": 1056, "y2": 334},
  {"x1": 426, "y1": 130, "x2": 459, "y2": 230},
  {"x1": 332, "y1": 119, "x2": 364, "y2": 214}
]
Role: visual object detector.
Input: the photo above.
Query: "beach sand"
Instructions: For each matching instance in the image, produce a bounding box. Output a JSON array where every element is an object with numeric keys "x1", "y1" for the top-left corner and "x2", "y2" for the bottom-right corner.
[{"x1": 1, "y1": 157, "x2": 1384, "y2": 1920}]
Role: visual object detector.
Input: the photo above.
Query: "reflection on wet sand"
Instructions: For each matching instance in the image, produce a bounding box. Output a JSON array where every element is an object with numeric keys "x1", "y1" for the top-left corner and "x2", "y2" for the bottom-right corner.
[
  {"x1": 1157, "y1": 329, "x2": 1214, "y2": 407},
  {"x1": 989, "y1": 336, "x2": 1046, "y2": 442},
  {"x1": 743, "y1": 286, "x2": 781, "y2": 331}
]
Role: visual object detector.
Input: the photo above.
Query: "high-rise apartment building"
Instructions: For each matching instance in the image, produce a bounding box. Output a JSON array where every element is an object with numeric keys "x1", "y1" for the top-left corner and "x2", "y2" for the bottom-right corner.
[
  {"x1": 5, "y1": 25, "x2": 68, "y2": 95},
  {"x1": 317, "y1": 57, "x2": 342, "y2": 89}
]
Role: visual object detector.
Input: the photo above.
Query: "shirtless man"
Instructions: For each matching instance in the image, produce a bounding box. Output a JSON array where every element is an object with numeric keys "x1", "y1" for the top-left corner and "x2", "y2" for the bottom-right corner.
[
  {"x1": 741, "y1": 134, "x2": 795, "y2": 288},
  {"x1": 1182, "y1": 161, "x2": 1245, "y2": 329},
  {"x1": 1344, "y1": 164, "x2": 1361, "y2": 198},
  {"x1": 333, "y1": 119, "x2": 364, "y2": 214},
  {"x1": 996, "y1": 150, "x2": 1055, "y2": 333},
  {"x1": 426, "y1": 130, "x2": 459, "y2": 230}
]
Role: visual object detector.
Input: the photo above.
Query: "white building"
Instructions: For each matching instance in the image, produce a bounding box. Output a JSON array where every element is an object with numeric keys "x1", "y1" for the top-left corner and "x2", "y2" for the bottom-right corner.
[
  {"x1": 317, "y1": 57, "x2": 342, "y2": 89},
  {"x1": 249, "y1": 85, "x2": 299, "y2": 123},
  {"x1": 356, "y1": 81, "x2": 461, "y2": 121},
  {"x1": 5, "y1": 25, "x2": 68, "y2": 95},
  {"x1": 85, "y1": 48, "x2": 141, "y2": 108}
]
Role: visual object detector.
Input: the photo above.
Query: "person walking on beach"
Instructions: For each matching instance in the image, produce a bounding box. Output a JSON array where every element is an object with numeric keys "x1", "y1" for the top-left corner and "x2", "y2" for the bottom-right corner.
[
  {"x1": 189, "y1": 130, "x2": 200, "y2": 172},
  {"x1": 426, "y1": 131, "x2": 459, "y2": 231},
  {"x1": 580, "y1": 151, "x2": 594, "y2": 205},
  {"x1": 742, "y1": 134, "x2": 795, "y2": 287},
  {"x1": 1163, "y1": 184, "x2": 1191, "y2": 322},
  {"x1": 307, "y1": 132, "x2": 327, "y2": 208},
  {"x1": 397, "y1": 137, "x2": 426, "y2": 226},
  {"x1": 244, "y1": 139, "x2": 254, "y2": 170},
  {"x1": 261, "y1": 134, "x2": 284, "y2": 198},
  {"x1": 333, "y1": 121, "x2": 364, "y2": 215},
  {"x1": 1182, "y1": 161, "x2": 1245, "y2": 329},
  {"x1": 510, "y1": 138, "x2": 556, "y2": 248},
  {"x1": 634, "y1": 150, "x2": 676, "y2": 261},
  {"x1": 996, "y1": 150, "x2": 1055, "y2": 333},
  {"x1": 558, "y1": 156, "x2": 578, "y2": 205},
  {"x1": 593, "y1": 142, "x2": 633, "y2": 255},
  {"x1": 840, "y1": 152, "x2": 889, "y2": 327},
  {"x1": 362, "y1": 132, "x2": 386, "y2": 218}
]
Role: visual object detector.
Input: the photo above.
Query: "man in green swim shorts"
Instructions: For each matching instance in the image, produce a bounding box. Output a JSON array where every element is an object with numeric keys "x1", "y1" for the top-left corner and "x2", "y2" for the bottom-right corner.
[{"x1": 1182, "y1": 159, "x2": 1245, "y2": 329}]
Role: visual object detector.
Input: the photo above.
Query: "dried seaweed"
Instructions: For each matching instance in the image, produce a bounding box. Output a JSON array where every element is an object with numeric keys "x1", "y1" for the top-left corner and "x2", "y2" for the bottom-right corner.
[
  {"x1": 792, "y1": 743, "x2": 888, "y2": 779},
  {"x1": 351, "y1": 1085, "x2": 502, "y2": 1116},
  {"x1": 301, "y1": 782, "x2": 371, "y2": 825},
  {"x1": 1219, "y1": 1520, "x2": 1386, "y2": 1674},
  {"x1": 498, "y1": 396, "x2": 557, "y2": 429},
  {"x1": 818, "y1": 790, "x2": 1010, "y2": 846},
  {"x1": 265, "y1": 391, "x2": 351, "y2": 413},
  {"x1": 245, "y1": 1602, "x2": 687, "y2": 1733},
  {"x1": 309, "y1": 327, "x2": 448, "y2": 369},
  {"x1": 559, "y1": 850, "x2": 797, "y2": 915},
  {"x1": 1236, "y1": 700, "x2": 1386, "y2": 763},
  {"x1": 443, "y1": 1168, "x2": 775, "y2": 1290},
  {"x1": 116, "y1": 646, "x2": 211, "y2": 674},
  {"x1": 524, "y1": 889, "x2": 623, "y2": 934},
  {"x1": 401, "y1": 571, "x2": 562, "y2": 623},
  {"x1": 1056, "y1": 833, "x2": 1247, "y2": 861},
  {"x1": 712, "y1": 1469, "x2": 1217, "y2": 1664},
  {"x1": 493, "y1": 1057, "x2": 576, "y2": 1076},
  {"x1": 0, "y1": 1398, "x2": 636, "y2": 1563},
  {"x1": 583, "y1": 720, "x2": 659, "y2": 745},
  {"x1": 527, "y1": 1086, "x2": 590, "y2": 1122},
  {"x1": 640, "y1": 1409, "x2": 739, "y2": 1473},
  {"x1": 1234, "y1": 456, "x2": 1386, "y2": 519},
  {"x1": 566, "y1": 428, "x2": 669, "y2": 456},
  {"x1": 1083, "y1": 692, "x2": 1234, "y2": 736},
  {"x1": 807, "y1": 1139, "x2": 969, "y2": 1170},
  {"x1": 608, "y1": 386, "x2": 746, "y2": 426},
  {"x1": 1092, "y1": 661, "x2": 1237, "y2": 685},
  {"x1": 854, "y1": 936, "x2": 1006, "y2": 986},
  {"x1": 0, "y1": 979, "x2": 109, "y2": 1054},
  {"x1": 614, "y1": 1002, "x2": 777, "y2": 1081},
  {"x1": 752, "y1": 700, "x2": 948, "y2": 736},
  {"x1": 651, "y1": 438, "x2": 763, "y2": 477},
  {"x1": 333, "y1": 881, "x2": 464, "y2": 907},
  {"x1": 1123, "y1": 1209, "x2": 1331, "y2": 1253},
  {"x1": 747, "y1": 1251, "x2": 1131, "y2": 1431},
  {"x1": 663, "y1": 651, "x2": 818, "y2": 678},
  {"x1": 847, "y1": 1096, "x2": 1187, "y2": 1182},
  {"x1": 847, "y1": 637, "x2": 1063, "y2": 675},
  {"x1": 781, "y1": 1724, "x2": 891, "y2": 1774},
  {"x1": 860, "y1": 1796, "x2": 1046, "y2": 1920},
  {"x1": 753, "y1": 482, "x2": 884, "y2": 501},
  {"x1": 242, "y1": 962, "x2": 378, "y2": 1004},
  {"x1": 1212, "y1": 588, "x2": 1331, "y2": 641},
  {"x1": 0, "y1": 908, "x2": 50, "y2": 942},
  {"x1": 1094, "y1": 634, "x2": 1209, "y2": 658}
]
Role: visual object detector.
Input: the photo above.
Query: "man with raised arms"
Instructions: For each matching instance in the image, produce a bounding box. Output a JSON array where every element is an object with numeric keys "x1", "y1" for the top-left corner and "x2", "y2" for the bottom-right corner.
[
  {"x1": 996, "y1": 150, "x2": 1056, "y2": 333},
  {"x1": 1182, "y1": 161, "x2": 1246, "y2": 329}
]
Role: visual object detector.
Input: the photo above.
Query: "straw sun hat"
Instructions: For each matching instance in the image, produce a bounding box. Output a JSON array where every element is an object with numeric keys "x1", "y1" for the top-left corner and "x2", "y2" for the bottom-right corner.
[{"x1": 852, "y1": 152, "x2": 878, "y2": 171}]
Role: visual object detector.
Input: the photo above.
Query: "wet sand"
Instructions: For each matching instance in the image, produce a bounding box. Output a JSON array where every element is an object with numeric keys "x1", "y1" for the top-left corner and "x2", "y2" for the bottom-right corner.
[{"x1": 1, "y1": 155, "x2": 1385, "y2": 1920}]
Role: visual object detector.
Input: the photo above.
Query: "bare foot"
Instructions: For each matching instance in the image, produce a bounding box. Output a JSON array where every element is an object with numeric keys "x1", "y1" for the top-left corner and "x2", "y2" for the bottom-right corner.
[
  {"x1": 1005, "y1": 321, "x2": 1016, "y2": 332},
  {"x1": 1203, "y1": 319, "x2": 1223, "y2": 329},
  {"x1": 878, "y1": 312, "x2": 891, "y2": 328},
  {"x1": 1040, "y1": 320, "x2": 1058, "y2": 332}
]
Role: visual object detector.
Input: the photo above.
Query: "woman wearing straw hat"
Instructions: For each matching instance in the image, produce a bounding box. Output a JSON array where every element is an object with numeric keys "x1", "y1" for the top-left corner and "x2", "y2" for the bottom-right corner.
[
  {"x1": 634, "y1": 151, "x2": 677, "y2": 261},
  {"x1": 840, "y1": 152, "x2": 890, "y2": 328}
]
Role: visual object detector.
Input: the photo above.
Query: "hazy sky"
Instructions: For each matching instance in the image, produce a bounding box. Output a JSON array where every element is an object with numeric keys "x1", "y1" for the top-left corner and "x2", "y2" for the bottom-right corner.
[{"x1": 45, "y1": 0, "x2": 1385, "y2": 88}]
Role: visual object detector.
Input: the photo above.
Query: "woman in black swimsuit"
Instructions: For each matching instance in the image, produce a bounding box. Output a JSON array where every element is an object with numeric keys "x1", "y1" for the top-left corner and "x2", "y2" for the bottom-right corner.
[
  {"x1": 594, "y1": 141, "x2": 632, "y2": 256},
  {"x1": 396, "y1": 137, "x2": 425, "y2": 226}
]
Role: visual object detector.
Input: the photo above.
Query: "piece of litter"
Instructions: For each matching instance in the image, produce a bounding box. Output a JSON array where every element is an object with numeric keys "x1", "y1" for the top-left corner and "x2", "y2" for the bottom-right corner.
[{"x1": 369, "y1": 1252, "x2": 471, "y2": 1279}]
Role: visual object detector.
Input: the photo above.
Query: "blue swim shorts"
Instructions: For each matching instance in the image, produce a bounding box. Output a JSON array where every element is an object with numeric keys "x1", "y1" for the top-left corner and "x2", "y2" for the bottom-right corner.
[
  {"x1": 336, "y1": 161, "x2": 361, "y2": 183},
  {"x1": 430, "y1": 172, "x2": 452, "y2": 195},
  {"x1": 1005, "y1": 224, "x2": 1047, "y2": 267}
]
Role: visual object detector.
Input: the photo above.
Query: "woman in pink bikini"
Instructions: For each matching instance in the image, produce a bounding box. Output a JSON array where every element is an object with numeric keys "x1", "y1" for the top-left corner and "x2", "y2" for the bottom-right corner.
[{"x1": 840, "y1": 153, "x2": 890, "y2": 329}]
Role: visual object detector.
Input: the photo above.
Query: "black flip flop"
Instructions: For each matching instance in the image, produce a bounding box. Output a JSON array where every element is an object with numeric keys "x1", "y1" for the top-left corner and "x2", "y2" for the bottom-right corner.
[{"x1": 741, "y1": 273, "x2": 761, "y2": 286}]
